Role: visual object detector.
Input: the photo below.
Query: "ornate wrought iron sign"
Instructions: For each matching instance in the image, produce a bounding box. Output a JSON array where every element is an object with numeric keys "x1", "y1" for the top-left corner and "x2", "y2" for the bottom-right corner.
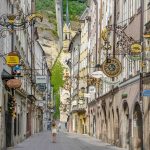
[
  {"x1": 0, "y1": 12, "x2": 43, "y2": 38},
  {"x1": 102, "y1": 58, "x2": 122, "y2": 78},
  {"x1": 129, "y1": 43, "x2": 142, "y2": 60}
]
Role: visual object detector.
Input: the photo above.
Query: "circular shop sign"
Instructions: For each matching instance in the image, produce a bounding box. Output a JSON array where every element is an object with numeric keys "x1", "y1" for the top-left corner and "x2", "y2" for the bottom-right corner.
[{"x1": 102, "y1": 58, "x2": 122, "y2": 78}]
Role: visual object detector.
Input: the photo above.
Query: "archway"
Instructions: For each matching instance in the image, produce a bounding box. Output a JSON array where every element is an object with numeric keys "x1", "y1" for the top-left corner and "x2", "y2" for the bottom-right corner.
[
  {"x1": 101, "y1": 104, "x2": 107, "y2": 141},
  {"x1": 108, "y1": 112, "x2": 111, "y2": 142},
  {"x1": 111, "y1": 109, "x2": 115, "y2": 144},
  {"x1": 133, "y1": 103, "x2": 143, "y2": 150},
  {"x1": 114, "y1": 108, "x2": 120, "y2": 146},
  {"x1": 93, "y1": 115, "x2": 96, "y2": 137},
  {"x1": 122, "y1": 101, "x2": 129, "y2": 149}
]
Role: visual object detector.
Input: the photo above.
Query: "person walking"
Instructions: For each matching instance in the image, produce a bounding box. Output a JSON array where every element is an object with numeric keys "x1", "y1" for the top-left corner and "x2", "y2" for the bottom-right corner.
[{"x1": 51, "y1": 121, "x2": 57, "y2": 143}]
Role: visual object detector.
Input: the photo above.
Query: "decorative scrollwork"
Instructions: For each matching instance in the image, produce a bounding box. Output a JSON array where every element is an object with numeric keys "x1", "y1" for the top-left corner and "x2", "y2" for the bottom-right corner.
[
  {"x1": 106, "y1": 25, "x2": 136, "y2": 55},
  {"x1": 0, "y1": 12, "x2": 43, "y2": 38}
]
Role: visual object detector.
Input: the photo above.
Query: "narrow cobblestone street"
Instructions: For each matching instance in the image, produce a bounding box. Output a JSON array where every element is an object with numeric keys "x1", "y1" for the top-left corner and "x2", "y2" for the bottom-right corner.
[{"x1": 8, "y1": 131, "x2": 126, "y2": 150}]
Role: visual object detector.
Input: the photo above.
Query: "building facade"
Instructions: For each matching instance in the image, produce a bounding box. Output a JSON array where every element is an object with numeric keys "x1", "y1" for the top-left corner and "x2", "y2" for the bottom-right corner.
[
  {"x1": 0, "y1": 0, "x2": 51, "y2": 149},
  {"x1": 68, "y1": 0, "x2": 150, "y2": 150}
]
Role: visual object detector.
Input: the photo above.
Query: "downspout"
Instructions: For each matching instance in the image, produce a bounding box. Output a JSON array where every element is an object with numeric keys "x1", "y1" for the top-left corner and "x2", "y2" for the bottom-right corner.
[
  {"x1": 93, "y1": 0, "x2": 98, "y2": 66},
  {"x1": 99, "y1": 0, "x2": 102, "y2": 65},
  {"x1": 140, "y1": 0, "x2": 144, "y2": 150},
  {"x1": 113, "y1": 0, "x2": 116, "y2": 58},
  {"x1": 11, "y1": 2, "x2": 15, "y2": 147}
]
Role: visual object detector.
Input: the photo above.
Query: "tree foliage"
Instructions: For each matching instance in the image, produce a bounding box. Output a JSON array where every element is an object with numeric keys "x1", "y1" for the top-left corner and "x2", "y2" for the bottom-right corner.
[
  {"x1": 51, "y1": 60, "x2": 64, "y2": 119},
  {"x1": 63, "y1": 0, "x2": 87, "y2": 21}
]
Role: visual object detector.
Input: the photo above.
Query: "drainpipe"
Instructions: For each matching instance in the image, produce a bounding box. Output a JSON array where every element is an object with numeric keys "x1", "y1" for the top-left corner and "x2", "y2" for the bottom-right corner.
[
  {"x1": 140, "y1": 0, "x2": 144, "y2": 150},
  {"x1": 11, "y1": 2, "x2": 15, "y2": 147},
  {"x1": 113, "y1": 0, "x2": 116, "y2": 58},
  {"x1": 93, "y1": 0, "x2": 98, "y2": 66}
]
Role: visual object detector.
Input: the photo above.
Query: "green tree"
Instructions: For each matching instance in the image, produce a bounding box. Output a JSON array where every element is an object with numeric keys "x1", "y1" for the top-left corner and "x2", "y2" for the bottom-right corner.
[{"x1": 51, "y1": 60, "x2": 64, "y2": 119}]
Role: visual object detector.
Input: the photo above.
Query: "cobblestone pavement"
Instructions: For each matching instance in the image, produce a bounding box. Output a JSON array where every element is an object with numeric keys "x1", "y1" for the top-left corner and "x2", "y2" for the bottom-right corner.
[{"x1": 8, "y1": 131, "x2": 127, "y2": 150}]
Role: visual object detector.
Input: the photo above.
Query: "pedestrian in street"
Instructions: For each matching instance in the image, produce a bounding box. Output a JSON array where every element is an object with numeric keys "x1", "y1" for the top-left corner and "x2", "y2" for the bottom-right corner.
[{"x1": 51, "y1": 121, "x2": 57, "y2": 143}]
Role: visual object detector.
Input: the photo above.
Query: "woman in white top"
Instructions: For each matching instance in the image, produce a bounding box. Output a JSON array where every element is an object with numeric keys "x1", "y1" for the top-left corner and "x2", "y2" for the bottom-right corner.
[{"x1": 51, "y1": 121, "x2": 57, "y2": 143}]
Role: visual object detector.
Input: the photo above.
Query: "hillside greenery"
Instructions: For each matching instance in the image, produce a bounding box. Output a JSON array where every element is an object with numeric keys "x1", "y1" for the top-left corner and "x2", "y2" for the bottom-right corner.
[{"x1": 36, "y1": 0, "x2": 87, "y2": 22}]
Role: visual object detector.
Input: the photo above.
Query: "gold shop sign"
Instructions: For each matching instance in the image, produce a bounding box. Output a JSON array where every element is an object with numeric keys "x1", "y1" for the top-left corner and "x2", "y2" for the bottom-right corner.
[
  {"x1": 102, "y1": 58, "x2": 122, "y2": 78},
  {"x1": 6, "y1": 52, "x2": 20, "y2": 67},
  {"x1": 130, "y1": 43, "x2": 142, "y2": 54},
  {"x1": 101, "y1": 27, "x2": 109, "y2": 41}
]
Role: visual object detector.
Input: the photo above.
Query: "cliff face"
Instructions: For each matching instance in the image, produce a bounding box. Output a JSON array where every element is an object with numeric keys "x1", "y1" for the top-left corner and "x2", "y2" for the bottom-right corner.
[
  {"x1": 35, "y1": 0, "x2": 87, "y2": 69},
  {"x1": 36, "y1": 1, "x2": 59, "y2": 69},
  {"x1": 37, "y1": 17, "x2": 60, "y2": 69}
]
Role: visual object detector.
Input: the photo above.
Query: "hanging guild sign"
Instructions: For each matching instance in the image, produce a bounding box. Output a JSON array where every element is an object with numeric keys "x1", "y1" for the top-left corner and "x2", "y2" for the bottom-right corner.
[
  {"x1": 129, "y1": 43, "x2": 142, "y2": 60},
  {"x1": 102, "y1": 58, "x2": 122, "y2": 78},
  {"x1": 6, "y1": 52, "x2": 20, "y2": 67},
  {"x1": 6, "y1": 79, "x2": 22, "y2": 89}
]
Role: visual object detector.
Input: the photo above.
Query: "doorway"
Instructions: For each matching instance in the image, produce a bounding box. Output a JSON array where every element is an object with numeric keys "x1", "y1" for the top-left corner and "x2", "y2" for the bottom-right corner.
[
  {"x1": 133, "y1": 103, "x2": 143, "y2": 150},
  {"x1": 5, "y1": 111, "x2": 12, "y2": 147}
]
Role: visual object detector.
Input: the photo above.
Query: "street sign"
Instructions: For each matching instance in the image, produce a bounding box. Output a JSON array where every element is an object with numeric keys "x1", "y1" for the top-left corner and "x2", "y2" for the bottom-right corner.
[
  {"x1": 89, "y1": 86, "x2": 96, "y2": 93},
  {"x1": 38, "y1": 83, "x2": 46, "y2": 92},
  {"x1": 36, "y1": 75, "x2": 47, "y2": 84},
  {"x1": 84, "y1": 93, "x2": 91, "y2": 98},
  {"x1": 91, "y1": 71, "x2": 104, "y2": 78},
  {"x1": 143, "y1": 90, "x2": 150, "y2": 97}
]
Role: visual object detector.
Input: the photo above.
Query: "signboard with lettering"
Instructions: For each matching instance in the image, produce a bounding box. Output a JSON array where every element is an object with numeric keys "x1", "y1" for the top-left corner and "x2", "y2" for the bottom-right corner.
[
  {"x1": 36, "y1": 76, "x2": 47, "y2": 84},
  {"x1": 143, "y1": 90, "x2": 150, "y2": 97},
  {"x1": 129, "y1": 43, "x2": 142, "y2": 60},
  {"x1": 91, "y1": 71, "x2": 105, "y2": 78},
  {"x1": 6, "y1": 52, "x2": 20, "y2": 67},
  {"x1": 84, "y1": 93, "x2": 91, "y2": 98},
  {"x1": 89, "y1": 86, "x2": 96, "y2": 93}
]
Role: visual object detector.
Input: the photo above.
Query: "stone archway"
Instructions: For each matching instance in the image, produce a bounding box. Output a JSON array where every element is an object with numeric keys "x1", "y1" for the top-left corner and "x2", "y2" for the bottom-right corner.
[
  {"x1": 133, "y1": 103, "x2": 143, "y2": 150},
  {"x1": 101, "y1": 104, "x2": 107, "y2": 142},
  {"x1": 108, "y1": 112, "x2": 111, "y2": 143},
  {"x1": 114, "y1": 108, "x2": 120, "y2": 146},
  {"x1": 93, "y1": 115, "x2": 96, "y2": 137},
  {"x1": 111, "y1": 109, "x2": 115, "y2": 144},
  {"x1": 122, "y1": 101, "x2": 130, "y2": 149}
]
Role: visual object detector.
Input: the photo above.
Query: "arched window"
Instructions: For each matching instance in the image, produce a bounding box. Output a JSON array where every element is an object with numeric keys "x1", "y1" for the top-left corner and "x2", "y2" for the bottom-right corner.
[{"x1": 65, "y1": 34, "x2": 68, "y2": 40}]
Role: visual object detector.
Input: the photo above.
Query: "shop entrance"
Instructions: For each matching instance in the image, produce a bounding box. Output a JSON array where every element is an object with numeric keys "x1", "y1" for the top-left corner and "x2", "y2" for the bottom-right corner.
[
  {"x1": 5, "y1": 112, "x2": 12, "y2": 147},
  {"x1": 5, "y1": 94, "x2": 13, "y2": 147},
  {"x1": 133, "y1": 103, "x2": 143, "y2": 150}
]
